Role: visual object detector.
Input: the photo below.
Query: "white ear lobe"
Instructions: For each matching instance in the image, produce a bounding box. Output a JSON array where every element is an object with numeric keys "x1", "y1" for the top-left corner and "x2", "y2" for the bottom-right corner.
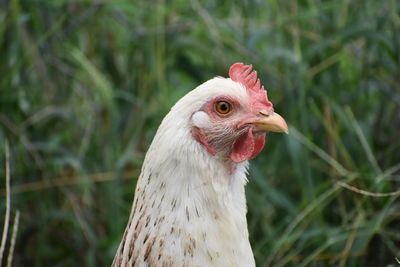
[{"x1": 192, "y1": 111, "x2": 211, "y2": 128}]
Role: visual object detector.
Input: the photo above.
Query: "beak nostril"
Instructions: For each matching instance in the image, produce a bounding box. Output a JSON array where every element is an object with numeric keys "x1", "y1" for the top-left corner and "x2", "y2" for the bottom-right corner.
[{"x1": 259, "y1": 110, "x2": 270, "y2": 117}]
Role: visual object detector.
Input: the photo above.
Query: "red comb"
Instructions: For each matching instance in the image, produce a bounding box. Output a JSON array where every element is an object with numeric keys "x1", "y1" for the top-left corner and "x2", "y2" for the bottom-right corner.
[
  {"x1": 229, "y1": 62, "x2": 273, "y2": 109},
  {"x1": 229, "y1": 62, "x2": 264, "y2": 92}
]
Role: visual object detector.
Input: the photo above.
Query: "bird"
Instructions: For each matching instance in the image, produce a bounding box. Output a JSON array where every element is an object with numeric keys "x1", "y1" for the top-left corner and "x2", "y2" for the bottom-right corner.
[{"x1": 112, "y1": 62, "x2": 288, "y2": 267}]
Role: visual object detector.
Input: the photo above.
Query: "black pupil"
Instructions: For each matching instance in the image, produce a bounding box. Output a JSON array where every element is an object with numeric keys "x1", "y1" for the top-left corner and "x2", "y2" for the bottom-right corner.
[{"x1": 220, "y1": 103, "x2": 228, "y2": 111}]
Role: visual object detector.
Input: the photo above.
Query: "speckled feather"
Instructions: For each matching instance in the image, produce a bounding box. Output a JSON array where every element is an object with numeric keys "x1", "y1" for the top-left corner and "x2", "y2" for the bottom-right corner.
[{"x1": 112, "y1": 77, "x2": 259, "y2": 267}]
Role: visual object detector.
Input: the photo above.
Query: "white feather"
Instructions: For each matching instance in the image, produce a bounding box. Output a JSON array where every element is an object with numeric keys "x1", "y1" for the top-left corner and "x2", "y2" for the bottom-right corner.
[{"x1": 113, "y1": 77, "x2": 255, "y2": 267}]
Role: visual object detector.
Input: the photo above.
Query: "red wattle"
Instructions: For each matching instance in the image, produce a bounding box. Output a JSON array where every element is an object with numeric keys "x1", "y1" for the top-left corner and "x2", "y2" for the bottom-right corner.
[
  {"x1": 251, "y1": 134, "x2": 266, "y2": 159},
  {"x1": 230, "y1": 128, "x2": 266, "y2": 163}
]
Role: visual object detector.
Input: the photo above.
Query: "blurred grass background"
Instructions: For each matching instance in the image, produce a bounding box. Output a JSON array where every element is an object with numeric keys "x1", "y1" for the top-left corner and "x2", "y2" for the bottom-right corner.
[{"x1": 1, "y1": 0, "x2": 400, "y2": 266}]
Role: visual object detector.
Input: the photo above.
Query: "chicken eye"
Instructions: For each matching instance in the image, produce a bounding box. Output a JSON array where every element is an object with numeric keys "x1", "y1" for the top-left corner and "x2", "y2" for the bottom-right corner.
[{"x1": 215, "y1": 101, "x2": 232, "y2": 115}]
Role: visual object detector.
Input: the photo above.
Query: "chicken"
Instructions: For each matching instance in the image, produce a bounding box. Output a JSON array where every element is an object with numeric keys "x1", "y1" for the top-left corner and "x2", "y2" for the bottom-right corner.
[{"x1": 112, "y1": 63, "x2": 288, "y2": 267}]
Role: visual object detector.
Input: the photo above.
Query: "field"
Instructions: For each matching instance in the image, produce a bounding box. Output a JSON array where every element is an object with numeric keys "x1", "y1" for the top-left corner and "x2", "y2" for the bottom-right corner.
[{"x1": 1, "y1": 0, "x2": 400, "y2": 266}]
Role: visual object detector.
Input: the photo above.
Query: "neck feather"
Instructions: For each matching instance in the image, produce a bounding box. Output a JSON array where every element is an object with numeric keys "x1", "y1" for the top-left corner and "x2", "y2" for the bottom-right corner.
[{"x1": 113, "y1": 109, "x2": 255, "y2": 267}]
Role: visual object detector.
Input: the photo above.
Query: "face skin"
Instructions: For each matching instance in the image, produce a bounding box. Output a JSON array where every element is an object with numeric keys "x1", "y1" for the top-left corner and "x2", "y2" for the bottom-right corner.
[
  {"x1": 191, "y1": 94, "x2": 274, "y2": 163},
  {"x1": 190, "y1": 63, "x2": 288, "y2": 165}
]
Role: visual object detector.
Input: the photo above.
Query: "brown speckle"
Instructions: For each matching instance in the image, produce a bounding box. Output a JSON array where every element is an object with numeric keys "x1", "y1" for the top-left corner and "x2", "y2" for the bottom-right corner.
[
  {"x1": 186, "y1": 206, "x2": 190, "y2": 221},
  {"x1": 184, "y1": 241, "x2": 194, "y2": 258},
  {"x1": 213, "y1": 212, "x2": 219, "y2": 220},
  {"x1": 119, "y1": 232, "x2": 127, "y2": 256},
  {"x1": 143, "y1": 237, "x2": 155, "y2": 261},
  {"x1": 134, "y1": 222, "x2": 143, "y2": 239},
  {"x1": 128, "y1": 240, "x2": 135, "y2": 259},
  {"x1": 143, "y1": 234, "x2": 149, "y2": 244},
  {"x1": 160, "y1": 182, "x2": 165, "y2": 189},
  {"x1": 145, "y1": 215, "x2": 151, "y2": 227},
  {"x1": 158, "y1": 197, "x2": 163, "y2": 208},
  {"x1": 207, "y1": 250, "x2": 213, "y2": 261},
  {"x1": 158, "y1": 216, "x2": 165, "y2": 223},
  {"x1": 171, "y1": 199, "x2": 177, "y2": 210}
]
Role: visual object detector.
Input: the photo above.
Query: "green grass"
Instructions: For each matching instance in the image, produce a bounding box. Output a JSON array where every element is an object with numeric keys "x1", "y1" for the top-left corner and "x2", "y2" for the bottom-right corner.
[{"x1": 1, "y1": 0, "x2": 399, "y2": 266}]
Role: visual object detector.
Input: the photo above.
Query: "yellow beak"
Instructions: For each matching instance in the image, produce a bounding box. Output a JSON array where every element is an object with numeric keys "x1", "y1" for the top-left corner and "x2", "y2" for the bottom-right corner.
[{"x1": 248, "y1": 110, "x2": 289, "y2": 134}]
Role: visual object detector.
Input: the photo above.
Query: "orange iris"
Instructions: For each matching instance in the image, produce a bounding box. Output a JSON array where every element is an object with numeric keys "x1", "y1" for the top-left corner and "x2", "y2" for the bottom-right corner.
[{"x1": 215, "y1": 101, "x2": 231, "y2": 114}]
